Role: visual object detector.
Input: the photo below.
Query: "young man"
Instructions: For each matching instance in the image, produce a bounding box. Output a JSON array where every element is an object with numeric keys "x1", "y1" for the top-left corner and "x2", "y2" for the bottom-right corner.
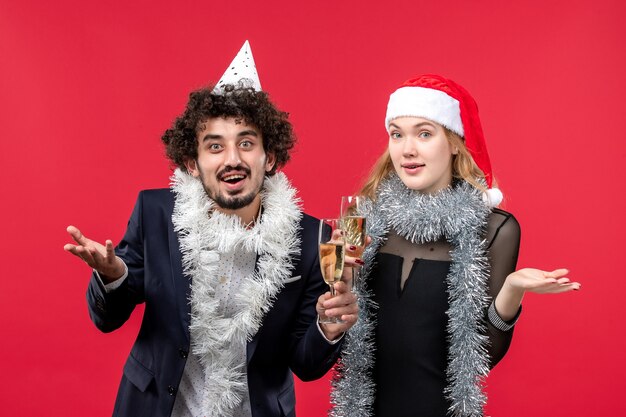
[{"x1": 64, "y1": 41, "x2": 357, "y2": 417}]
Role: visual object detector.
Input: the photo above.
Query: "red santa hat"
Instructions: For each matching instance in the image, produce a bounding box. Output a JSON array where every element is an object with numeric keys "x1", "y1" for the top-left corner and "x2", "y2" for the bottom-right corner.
[{"x1": 385, "y1": 74, "x2": 502, "y2": 207}]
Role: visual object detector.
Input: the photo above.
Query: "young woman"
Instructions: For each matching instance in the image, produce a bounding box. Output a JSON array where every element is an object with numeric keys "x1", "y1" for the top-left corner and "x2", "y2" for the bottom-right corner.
[{"x1": 330, "y1": 74, "x2": 580, "y2": 417}]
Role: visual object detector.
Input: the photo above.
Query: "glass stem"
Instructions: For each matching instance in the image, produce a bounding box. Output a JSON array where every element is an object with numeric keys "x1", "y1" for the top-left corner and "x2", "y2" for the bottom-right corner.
[{"x1": 352, "y1": 265, "x2": 361, "y2": 292}]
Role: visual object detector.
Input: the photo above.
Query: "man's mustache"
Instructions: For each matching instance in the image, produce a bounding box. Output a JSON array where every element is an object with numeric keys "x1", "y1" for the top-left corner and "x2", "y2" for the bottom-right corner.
[{"x1": 217, "y1": 165, "x2": 251, "y2": 179}]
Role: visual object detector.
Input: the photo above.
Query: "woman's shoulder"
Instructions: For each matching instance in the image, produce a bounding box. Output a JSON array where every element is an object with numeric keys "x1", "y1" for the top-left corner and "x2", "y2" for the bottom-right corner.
[
  {"x1": 486, "y1": 208, "x2": 521, "y2": 249},
  {"x1": 488, "y1": 208, "x2": 519, "y2": 227}
]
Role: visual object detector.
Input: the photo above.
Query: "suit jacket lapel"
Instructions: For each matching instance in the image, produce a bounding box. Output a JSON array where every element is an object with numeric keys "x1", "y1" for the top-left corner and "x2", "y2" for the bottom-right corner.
[
  {"x1": 169, "y1": 224, "x2": 190, "y2": 345},
  {"x1": 246, "y1": 251, "x2": 262, "y2": 364}
]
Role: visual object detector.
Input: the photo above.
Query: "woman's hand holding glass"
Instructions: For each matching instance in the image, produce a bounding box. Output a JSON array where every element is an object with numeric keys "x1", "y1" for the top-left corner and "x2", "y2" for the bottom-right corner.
[{"x1": 340, "y1": 196, "x2": 367, "y2": 291}]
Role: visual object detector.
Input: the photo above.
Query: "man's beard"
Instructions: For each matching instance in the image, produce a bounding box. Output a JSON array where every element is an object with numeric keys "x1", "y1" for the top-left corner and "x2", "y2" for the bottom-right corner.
[
  {"x1": 209, "y1": 187, "x2": 259, "y2": 210},
  {"x1": 198, "y1": 165, "x2": 264, "y2": 210}
]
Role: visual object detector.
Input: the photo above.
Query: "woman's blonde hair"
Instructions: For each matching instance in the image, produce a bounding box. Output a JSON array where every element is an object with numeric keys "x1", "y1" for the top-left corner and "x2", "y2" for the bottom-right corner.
[{"x1": 359, "y1": 128, "x2": 488, "y2": 200}]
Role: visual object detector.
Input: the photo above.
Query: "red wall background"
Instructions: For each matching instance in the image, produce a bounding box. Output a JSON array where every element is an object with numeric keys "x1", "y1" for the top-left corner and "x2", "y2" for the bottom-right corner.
[{"x1": 1, "y1": 0, "x2": 624, "y2": 415}]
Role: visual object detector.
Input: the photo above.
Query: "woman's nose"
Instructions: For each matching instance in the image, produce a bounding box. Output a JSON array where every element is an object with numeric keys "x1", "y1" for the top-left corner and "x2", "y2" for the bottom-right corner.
[{"x1": 402, "y1": 138, "x2": 417, "y2": 157}]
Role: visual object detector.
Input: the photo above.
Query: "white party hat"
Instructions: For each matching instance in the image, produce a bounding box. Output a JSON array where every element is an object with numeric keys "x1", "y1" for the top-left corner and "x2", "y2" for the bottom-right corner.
[{"x1": 213, "y1": 40, "x2": 262, "y2": 94}]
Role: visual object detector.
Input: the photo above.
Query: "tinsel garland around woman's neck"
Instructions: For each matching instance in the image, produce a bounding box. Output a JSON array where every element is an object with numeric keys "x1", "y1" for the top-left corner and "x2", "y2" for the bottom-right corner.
[
  {"x1": 376, "y1": 174, "x2": 491, "y2": 244},
  {"x1": 331, "y1": 173, "x2": 494, "y2": 417}
]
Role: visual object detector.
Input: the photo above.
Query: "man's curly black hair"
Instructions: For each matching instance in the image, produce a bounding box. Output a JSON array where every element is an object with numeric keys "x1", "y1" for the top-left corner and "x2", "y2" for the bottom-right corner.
[{"x1": 161, "y1": 84, "x2": 295, "y2": 176}]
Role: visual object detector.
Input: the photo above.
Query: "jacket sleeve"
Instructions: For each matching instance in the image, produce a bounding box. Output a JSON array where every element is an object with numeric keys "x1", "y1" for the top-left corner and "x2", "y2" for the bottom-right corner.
[
  {"x1": 286, "y1": 218, "x2": 344, "y2": 381},
  {"x1": 86, "y1": 192, "x2": 146, "y2": 333}
]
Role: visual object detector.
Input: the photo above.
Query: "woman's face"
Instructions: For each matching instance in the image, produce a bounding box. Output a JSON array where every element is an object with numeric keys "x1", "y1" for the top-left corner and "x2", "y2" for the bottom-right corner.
[{"x1": 388, "y1": 116, "x2": 457, "y2": 194}]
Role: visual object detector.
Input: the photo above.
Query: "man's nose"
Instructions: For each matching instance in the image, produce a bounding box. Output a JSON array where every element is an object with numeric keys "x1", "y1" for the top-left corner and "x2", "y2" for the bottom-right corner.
[{"x1": 224, "y1": 145, "x2": 242, "y2": 166}]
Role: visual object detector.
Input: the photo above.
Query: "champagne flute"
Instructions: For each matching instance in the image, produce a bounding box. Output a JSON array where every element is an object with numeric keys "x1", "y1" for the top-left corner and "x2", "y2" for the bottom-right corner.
[
  {"x1": 318, "y1": 218, "x2": 345, "y2": 324},
  {"x1": 340, "y1": 196, "x2": 367, "y2": 291}
]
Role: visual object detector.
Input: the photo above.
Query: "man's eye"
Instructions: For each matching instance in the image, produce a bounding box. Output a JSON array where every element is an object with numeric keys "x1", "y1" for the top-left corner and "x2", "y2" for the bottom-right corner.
[
  {"x1": 240, "y1": 140, "x2": 252, "y2": 148},
  {"x1": 209, "y1": 143, "x2": 222, "y2": 151}
]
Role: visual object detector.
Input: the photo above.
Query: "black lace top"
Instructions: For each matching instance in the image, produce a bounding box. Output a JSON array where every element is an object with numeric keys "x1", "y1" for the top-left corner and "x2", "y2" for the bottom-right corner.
[{"x1": 370, "y1": 208, "x2": 521, "y2": 417}]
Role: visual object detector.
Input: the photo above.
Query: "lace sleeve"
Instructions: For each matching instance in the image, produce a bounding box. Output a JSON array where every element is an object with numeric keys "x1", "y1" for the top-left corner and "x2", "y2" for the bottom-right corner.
[{"x1": 485, "y1": 208, "x2": 521, "y2": 368}]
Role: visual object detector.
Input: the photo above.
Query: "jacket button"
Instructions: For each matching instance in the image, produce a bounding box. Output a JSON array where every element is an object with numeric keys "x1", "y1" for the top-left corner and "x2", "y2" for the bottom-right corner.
[
  {"x1": 179, "y1": 349, "x2": 188, "y2": 359},
  {"x1": 167, "y1": 385, "x2": 176, "y2": 395}
]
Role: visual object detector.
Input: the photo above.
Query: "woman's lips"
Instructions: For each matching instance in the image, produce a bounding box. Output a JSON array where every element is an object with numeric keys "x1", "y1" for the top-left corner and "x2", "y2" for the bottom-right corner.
[{"x1": 401, "y1": 163, "x2": 425, "y2": 174}]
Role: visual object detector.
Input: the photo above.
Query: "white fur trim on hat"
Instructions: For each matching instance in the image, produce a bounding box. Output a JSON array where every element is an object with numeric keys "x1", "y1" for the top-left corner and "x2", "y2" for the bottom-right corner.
[{"x1": 385, "y1": 86, "x2": 464, "y2": 136}]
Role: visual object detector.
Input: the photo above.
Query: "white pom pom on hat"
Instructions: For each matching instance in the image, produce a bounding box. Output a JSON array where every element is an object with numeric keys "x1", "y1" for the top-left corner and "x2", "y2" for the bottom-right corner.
[
  {"x1": 385, "y1": 74, "x2": 502, "y2": 207},
  {"x1": 482, "y1": 188, "x2": 503, "y2": 207}
]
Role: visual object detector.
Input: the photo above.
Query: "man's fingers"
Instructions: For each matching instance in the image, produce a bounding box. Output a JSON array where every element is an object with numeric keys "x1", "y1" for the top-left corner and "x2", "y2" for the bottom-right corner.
[
  {"x1": 105, "y1": 240, "x2": 116, "y2": 261},
  {"x1": 339, "y1": 314, "x2": 358, "y2": 324},
  {"x1": 67, "y1": 225, "x2": 90, "y2": 245},
  {"x1": 65, "y1": 244, "x2": 94, "y2": 267},
  {"x1": 333, "y1": 280, "x2": 355, "y2": 294},
  {"x1": 323, "y1": 292, "x2": 357, "y2": 310},
  {"x1": 325, "y1": 305, "x2": 358, "y2": 319},
  {"x1": 75, "y1": 246, "x2": 96, "y2": 267},
  {"x1": 91, "y1": 247, "x2": 107, "y2": 266},
  {"x1": 64, "y1": 244, "x2": 83, "y2": 258}
]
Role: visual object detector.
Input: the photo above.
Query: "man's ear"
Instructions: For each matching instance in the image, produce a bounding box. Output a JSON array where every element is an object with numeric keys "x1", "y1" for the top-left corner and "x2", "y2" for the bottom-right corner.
[
  {"x1": 184, "y1": 159, "x2": 200, "y2": 177},
  {"x1": 265, "y1": 152, "x2": 276, "y2": 173}
]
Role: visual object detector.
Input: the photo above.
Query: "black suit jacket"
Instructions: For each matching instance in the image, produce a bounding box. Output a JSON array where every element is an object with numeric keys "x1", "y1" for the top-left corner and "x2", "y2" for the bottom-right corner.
[{"x1": 87, "y1": 189, "x2": 342, "y2": 417}]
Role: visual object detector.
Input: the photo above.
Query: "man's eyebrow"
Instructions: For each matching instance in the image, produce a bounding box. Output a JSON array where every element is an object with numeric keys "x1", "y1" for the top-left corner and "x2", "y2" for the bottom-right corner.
[
  {"x1": 238, "y1": 129, "x2": 259, "y2": 137},
  {"x1": 201, "y1": 134, "x2": 223, "y2": 142},
  {"x1": 200, "y1": 130, "x2": 259, "y2": 142}
]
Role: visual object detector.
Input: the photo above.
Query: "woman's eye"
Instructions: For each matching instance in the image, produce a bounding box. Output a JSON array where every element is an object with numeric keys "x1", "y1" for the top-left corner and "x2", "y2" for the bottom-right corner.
[
  {"x1": 390, "y1": 132, "x2": 401, "y2": 139},
  {"x1": 419, "y1": 131, "x2": 432, "y2": 139}
]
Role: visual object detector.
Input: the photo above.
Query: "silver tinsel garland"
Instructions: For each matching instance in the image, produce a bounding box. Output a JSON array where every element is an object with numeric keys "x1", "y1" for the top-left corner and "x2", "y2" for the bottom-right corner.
[
  {"x1": 171, "y1": 169, "x2": 302, "y2": 417},
  {"x1": 331, "y1": 174, "x2": 492, "y2": 417}
]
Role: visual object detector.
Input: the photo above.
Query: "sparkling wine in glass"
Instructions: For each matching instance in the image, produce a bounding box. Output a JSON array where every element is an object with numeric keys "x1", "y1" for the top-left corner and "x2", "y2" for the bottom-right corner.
[
  {"x1": 340, "y1": 196, "x2": 367, "y2": 291},
  {"x1": 318, "y1": 218, "x2": 345, "y2": 324}
]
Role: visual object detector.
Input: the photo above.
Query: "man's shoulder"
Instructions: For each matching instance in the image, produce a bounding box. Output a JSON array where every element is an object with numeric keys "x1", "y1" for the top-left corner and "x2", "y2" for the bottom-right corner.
[
  {"x1": 133, "y1": 188, "x2": 175, "y2": 214},
  {"x1": 137, "y1": 188, "x2": 174, "y2": 203}
]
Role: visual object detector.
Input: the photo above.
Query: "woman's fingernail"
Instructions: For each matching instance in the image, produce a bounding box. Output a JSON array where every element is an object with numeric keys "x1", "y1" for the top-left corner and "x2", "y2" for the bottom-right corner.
[
  {"x1": 349, "y1": 245, "x2": 356, "y2": 251},
  {"x1": 355, "y1": 259, "x2": 365, "y2": 265}
]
